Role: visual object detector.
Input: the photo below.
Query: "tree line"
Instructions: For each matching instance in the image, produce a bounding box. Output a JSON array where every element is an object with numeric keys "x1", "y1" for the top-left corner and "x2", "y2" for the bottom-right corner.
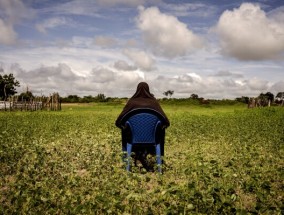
[{"x1": 0, "y1": 73, "x2": 283, "y2": 105}]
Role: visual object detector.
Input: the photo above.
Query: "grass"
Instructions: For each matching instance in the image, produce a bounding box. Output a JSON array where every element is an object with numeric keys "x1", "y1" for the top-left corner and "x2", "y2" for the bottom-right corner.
[{"x1": 0, "y1": 103, "x2": 283, "y2": 214}]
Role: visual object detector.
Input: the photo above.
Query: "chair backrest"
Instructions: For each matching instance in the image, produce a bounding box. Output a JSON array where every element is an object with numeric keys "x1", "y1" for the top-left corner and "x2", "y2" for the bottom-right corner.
[
  {"x1": 120, "y1": 108, "x2": 167, "y2": 127},
  {"x1": 126, "y1": 113, "x2": 161, "y2": 144}
]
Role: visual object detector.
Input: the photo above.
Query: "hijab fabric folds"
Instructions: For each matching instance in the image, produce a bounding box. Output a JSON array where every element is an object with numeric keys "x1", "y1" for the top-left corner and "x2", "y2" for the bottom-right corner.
[{"x1": 131, "y1": 82, "x2": 153, "y2": 99}]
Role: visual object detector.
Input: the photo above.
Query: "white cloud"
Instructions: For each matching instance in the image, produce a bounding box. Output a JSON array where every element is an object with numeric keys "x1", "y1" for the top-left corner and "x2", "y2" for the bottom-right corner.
[
  {"x1": 153, "y1": 74, "x2": 206, "y2": 97},
  {"x1": 269, "y1": 81, "x2": 284, "y2": 92},
  {"x1": 186, "y1": 73, "x2": 202, "y2": 82},
  {"x1": 0, "y1": 19, "x2": 17, "y2": 45},
  {"x1": 115, "y1": 71, "x2": 144, "y2": 89},
  {"x1": 246, "y1": 78, "x2": 269, "y2": 91},
  {"x1": 0, "y1": 45, "x2": 126, "y2": 74},
  {"x1": 90, "y1": 67, "x2": 115, "y2": 83},
  {"x1": 0, "y1": 0, "x2": 35, "y2": 23},
  {"x1": 71, "y1": 36, "x2": 94, "y2": 47},
  {"x1": 215, "y1": 3, "x2": 284, "y2": 60},
  {"x1": 97, "y1": 0, "x2": 145, "y2": 7},
  {"x1": 113, "y1": 60, "x2": 137, "y2": 71},
  {"x1": 150, "y1": 71, "x2": 275, "y2": 99},
  {"x1": 9, "y1": 63, "x2": 83, "y2": 95},
  {"x1": 72, "y1": 69, "x2": 144, "y2": 97},
  {"x1": 176, "y1": 74, "x2": 194, "y2": 83},
  {"x1": 162, "y1": 3, "x2": 217, "y2": 18},
  {"x1": 36, "y1": 17, "x2": 73, "y2": 34},
  {"x1": 268, "y1": 6, "x2": 284, "y2": 23},
  {"x1": 97, "y1": 0, "x2": 161, "y2": 7},
  {"x1": 14, "y1": 63, "x2": 79, "y2": 82},
  {"x1": 6, "y1": 62, "x2": 144, "y2": 97},
  {"x1": 94, "y1": 36, "x2": 117, "y2": 48},
  {"x1": 40, "y1": 0, "x2": 100, "y2": 17},
  {"x1": 136, "y1": 6, "x2": 204, "y2": 58},
  {"x1": 123, "y1": 49, "x2": 156, "y2": 71},
  {"x1": 124, "y1": 39, "x2": 137, "y2": 47},
  {"x1": 0, "y1": 0, "x2": 35, "y2": 45},
  {"x1": 214, "y1": 71, "x2": 243, "y2": 78}
]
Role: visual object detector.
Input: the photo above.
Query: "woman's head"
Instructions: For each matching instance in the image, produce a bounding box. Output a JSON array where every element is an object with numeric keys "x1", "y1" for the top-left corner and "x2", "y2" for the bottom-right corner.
[
  {"x1": 132, "y1": 82, "x2": 154, "y2": 98},
  {"x1": 137, "y1": 82, "x2": 149, "y2": 91}
]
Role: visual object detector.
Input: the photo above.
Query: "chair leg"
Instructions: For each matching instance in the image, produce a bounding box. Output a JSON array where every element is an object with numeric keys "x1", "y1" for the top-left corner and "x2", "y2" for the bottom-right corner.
[
  {"x1": 155, "y1": 144, "x2": 162, "y2": 173},
  {"x1": 126, "y1": 143, "x2": 132, "y2": 172}
]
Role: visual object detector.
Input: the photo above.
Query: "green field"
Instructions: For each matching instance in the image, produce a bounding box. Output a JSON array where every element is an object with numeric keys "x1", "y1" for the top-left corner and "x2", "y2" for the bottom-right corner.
[{"x1": 0, "y1": 103, "x2": 283, "y2": 214}]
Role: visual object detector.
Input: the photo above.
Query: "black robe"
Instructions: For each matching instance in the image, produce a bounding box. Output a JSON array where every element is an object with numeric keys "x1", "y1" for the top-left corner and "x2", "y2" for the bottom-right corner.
[
  {"x1": 116, "y1": 82, "x2": 170, "y2": 128},
  {"x1": 115, "y1": 82, "x2": 170, "y2": 161}
]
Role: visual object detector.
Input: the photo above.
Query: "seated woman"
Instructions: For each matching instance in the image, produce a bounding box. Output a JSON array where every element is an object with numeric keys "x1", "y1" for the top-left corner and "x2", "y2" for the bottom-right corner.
[{"x1": 115, "y1": 82, "x2": 170, "y2": 170}]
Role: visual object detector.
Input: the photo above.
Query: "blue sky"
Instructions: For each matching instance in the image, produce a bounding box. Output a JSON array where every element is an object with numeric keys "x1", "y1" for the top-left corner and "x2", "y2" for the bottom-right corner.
[{"x1": 0, "y1": 0, "x2": 283, "y2": 99}]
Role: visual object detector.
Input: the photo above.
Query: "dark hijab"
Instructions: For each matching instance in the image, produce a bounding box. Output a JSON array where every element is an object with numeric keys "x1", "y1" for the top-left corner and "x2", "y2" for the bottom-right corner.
[{"x1": 115, "y1": 82, "x2": 170, "y2": 128}]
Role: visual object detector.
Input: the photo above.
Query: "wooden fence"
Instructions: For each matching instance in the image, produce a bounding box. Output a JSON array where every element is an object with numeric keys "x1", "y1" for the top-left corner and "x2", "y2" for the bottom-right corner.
[{"x1": 0, "y1": 93, "x2": 61, "y2": 111}]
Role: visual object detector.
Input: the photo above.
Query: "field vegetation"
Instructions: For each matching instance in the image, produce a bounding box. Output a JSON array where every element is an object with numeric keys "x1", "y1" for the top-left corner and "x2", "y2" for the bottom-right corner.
[{"x1": 0, "y1": 102, "x2": 283, "y2": 214}]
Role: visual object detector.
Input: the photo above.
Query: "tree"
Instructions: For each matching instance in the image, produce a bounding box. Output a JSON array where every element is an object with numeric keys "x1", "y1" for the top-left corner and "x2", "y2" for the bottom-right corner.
[
  {"x1": 163, "y1": 90, "x2": 174, "y2": 98},
  {"x1": 235, "y1": 96, "x2": 249, "y2": 104},
  {"x1": 81, "y1": 95, "x2": 95, "y2": 103},
  {"x1": 264, "y1": 92, "x2": 274, "y2": 103},
  {"x1": 95, "y1": 93, "x2": 106, "y2": 102},
  {"x1": 190, "y1": 94, "x2": 199, "y2": 99},
  {"x1": 0, "y1": 73, "x2": 20, "y2": 101},
  {"x1": 258, "y1": 92, "x2": 274, "y2": 107},
  {"x1": 275, "y1": 92, "x2": 284, "y2": 101},
  {"x1": 19, "y1": 90, "x2": 34, "y2": 102},
  {"x1": 275, "y1": 92, "x2": 284, "y2": 106},
  {"x1": 64, "y1": 95, "x2": 80, "y2": 103}
]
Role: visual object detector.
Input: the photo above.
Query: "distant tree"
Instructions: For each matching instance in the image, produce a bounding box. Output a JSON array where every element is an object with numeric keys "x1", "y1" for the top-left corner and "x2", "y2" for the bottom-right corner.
[
  {"x1": 275, "y1": 92, "x2": 284, "y2": 99},
  {"x1": 258, "y1": 93, "x2": 268, "y2": 107},
  {"x1": 163, "y1": 90, "x2": 174, "y2": 98},
  {"x1": 0, "y1": 73, "x2": 20, "y2": 100},
  {"x1": 265, "y1": 92, "x2": 274, "y2": 103},
  {"x1": 276, "y1": 92, "x2": 284, "y2": 100},
  {"x1": 66, "y1": 95, "x2": 80, "y2": 103},
  {"x1": 95, "y1": 93, "x2": 106, "y2": 102},
  {"x1": 190, "y1": 94, "x2": 199, "y2": 99},
  {"x1": 19, "y1": 90, "x2": 34, "y2": 102},
  {"x1": 81, "y1": 95, "x2": 95, "y2": 103},
  {"x1": 275, "y1": 92, "x2": 284, "y2": 106},
  {"x1": 258, "y1": 92, "x2": 274, "y2": 107},
  {"x1": 235, "y1": 96, "x2": 249, "y2": 104}
]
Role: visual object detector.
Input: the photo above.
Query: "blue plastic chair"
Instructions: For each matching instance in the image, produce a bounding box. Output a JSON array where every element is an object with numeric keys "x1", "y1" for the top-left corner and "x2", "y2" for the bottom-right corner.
[{"x1": 124, "y1": 112, "x2": 163, "y2": 173}]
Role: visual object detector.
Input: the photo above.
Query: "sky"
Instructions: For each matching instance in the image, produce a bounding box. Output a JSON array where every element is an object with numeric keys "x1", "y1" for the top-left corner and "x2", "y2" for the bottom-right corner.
[{"x1": 0, "y1": 0, "x2": 283, "y2": 99}]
